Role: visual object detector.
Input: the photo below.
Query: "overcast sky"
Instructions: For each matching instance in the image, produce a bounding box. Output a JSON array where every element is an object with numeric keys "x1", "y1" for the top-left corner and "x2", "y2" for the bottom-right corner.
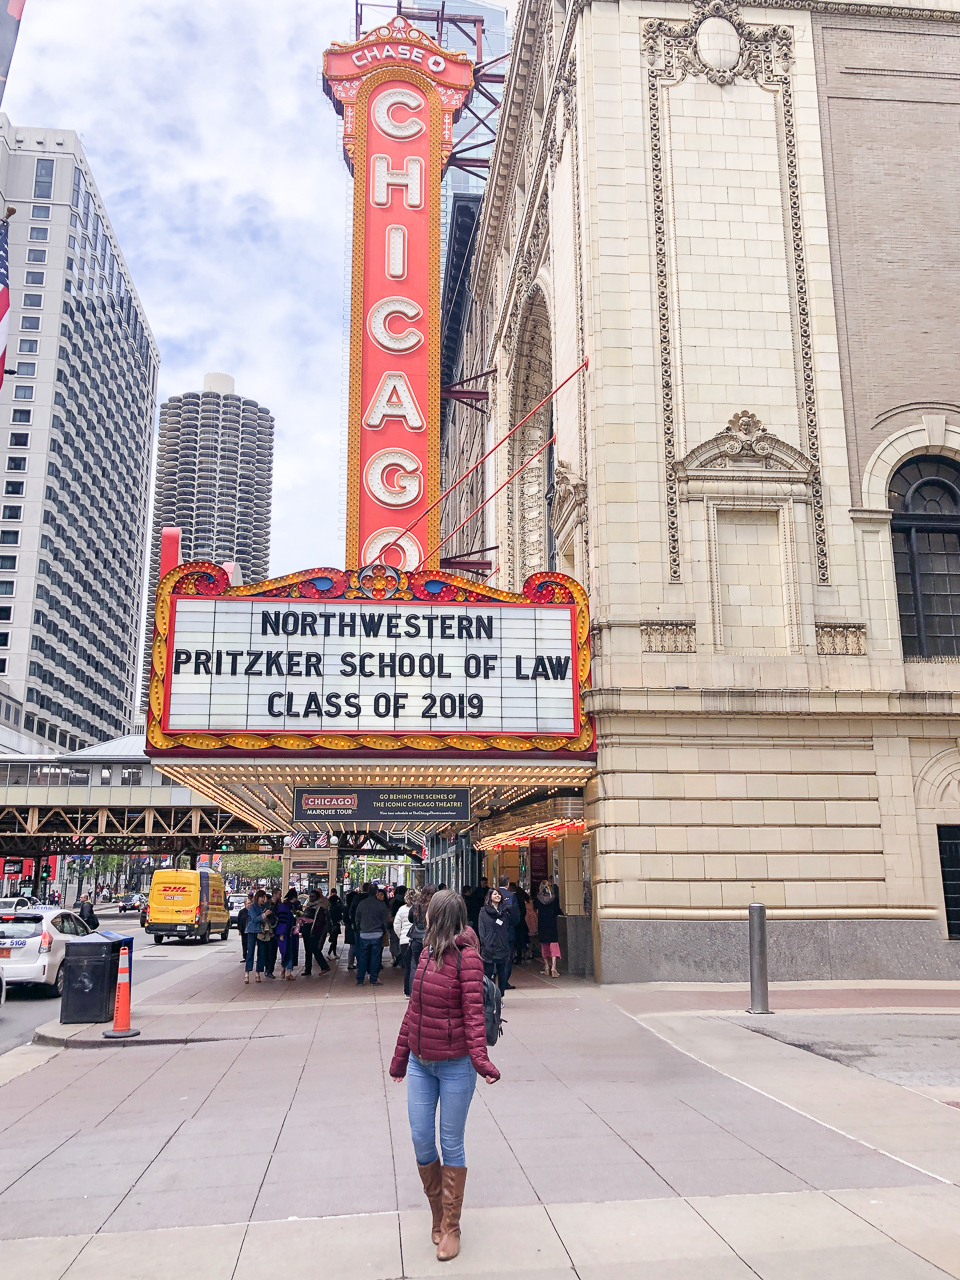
[{"x1": 3, "y1": 0, "x2": 356, "y2": 574}]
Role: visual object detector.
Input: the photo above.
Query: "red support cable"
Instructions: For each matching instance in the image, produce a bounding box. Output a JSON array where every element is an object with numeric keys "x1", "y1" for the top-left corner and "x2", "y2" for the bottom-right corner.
[
  {"x1": 385, "y1": 358, "x2": 587, "y2": 561},
  {"x1": 415, "y1": 433, "x2": 557, "y2": 570}
]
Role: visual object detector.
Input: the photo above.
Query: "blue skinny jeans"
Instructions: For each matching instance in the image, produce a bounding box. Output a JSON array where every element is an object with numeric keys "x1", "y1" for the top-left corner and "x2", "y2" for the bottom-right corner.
[
  {"x1": 406, "y1": 1053, "x2": 476, "y2": 1167},
  {"x1": 245, "y1": 937, "x2": 267, "y2": 973}
]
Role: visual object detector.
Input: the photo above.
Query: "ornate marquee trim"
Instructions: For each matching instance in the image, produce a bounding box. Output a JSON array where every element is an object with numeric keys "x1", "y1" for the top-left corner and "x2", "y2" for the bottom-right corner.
[
  {"x1": 147, "y1": 564, "x2": 594, "y2": 757},
  {"x1": 644, "y1": 0, "x2": 830, "y2": 586}
]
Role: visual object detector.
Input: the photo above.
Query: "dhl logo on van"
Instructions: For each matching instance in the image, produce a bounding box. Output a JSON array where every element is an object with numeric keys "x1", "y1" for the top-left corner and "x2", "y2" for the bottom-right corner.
[{"x1": 158, "y1": 885, "x2": 189, "y2": 894}]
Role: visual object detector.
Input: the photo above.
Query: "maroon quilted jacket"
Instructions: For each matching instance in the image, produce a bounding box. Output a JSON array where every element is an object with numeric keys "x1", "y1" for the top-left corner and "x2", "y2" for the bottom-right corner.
[{"x1": 390, "y1": 929, "x2": 500, "y2": 1081}]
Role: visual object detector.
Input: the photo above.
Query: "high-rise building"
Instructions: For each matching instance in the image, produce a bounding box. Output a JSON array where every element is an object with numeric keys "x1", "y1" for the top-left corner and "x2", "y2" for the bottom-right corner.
[
  {"x1": 0, "y1": 116, "x2": 158, "y2": 750},
  {"x1": 141, "y1": 372, "x2": 274, "y2": 703}
]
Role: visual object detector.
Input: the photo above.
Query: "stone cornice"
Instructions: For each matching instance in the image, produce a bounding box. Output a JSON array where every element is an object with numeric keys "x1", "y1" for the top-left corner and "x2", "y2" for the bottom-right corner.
[
  {"x1": 742, "y1": 0, "x2": 960, "y2": 18},
  {"x1": 585, "y1": 687, "x2": 960, "y2": 716}
]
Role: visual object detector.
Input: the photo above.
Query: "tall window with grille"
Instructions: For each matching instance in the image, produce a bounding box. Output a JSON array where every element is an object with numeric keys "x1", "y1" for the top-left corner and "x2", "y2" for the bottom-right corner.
[{"x1": 890, "y1": 455, "x2": 960, "y2": 658}]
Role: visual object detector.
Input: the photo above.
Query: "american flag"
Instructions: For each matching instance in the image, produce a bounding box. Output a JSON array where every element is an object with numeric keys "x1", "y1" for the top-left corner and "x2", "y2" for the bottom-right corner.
[
  {"x1": 0, "y1": 2, "x2": 26, "y2": 109},
  {"x1": 0, "y1": 216, "x2": 8, "y2": 394}
]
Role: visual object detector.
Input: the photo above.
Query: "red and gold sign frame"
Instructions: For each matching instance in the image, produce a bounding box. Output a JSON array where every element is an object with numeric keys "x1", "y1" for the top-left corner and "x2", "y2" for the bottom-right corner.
[{"x1": 146, "y1": 564, "x2": 594, "y2": 757}]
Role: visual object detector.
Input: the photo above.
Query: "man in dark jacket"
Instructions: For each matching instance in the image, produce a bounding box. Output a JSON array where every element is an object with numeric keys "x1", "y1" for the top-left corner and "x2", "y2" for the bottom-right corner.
[
  {"x1": 345, "y1": 889, "x2": 359, "y2": 969},
  {"x1": 354, "y1": 883, "x2": 390, "y2": 986},
  {"x1": 497, "y1": 876, "x2": 520, "y2": 988},
  {"x1": 237, "y1": 892, "x2": 253, "y2": 965},
  {"x1": 389, "y1": 884, "x2": 407, "y2": 967},
  {"x1": 300, "y1": 890, "x2": 331, "y2": 976},
  {"x1": 78, "y1": 894, "x2": 98, "y2": 930}
]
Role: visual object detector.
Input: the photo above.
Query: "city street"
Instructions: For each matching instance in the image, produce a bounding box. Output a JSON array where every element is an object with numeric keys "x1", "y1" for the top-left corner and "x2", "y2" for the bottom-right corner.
[
  {"x1": 0, "y1": 945, "x2": 958, "y2": 1278},
  {"x1": 0, "y1": 910, "x2": 223, "y2": 1056}
]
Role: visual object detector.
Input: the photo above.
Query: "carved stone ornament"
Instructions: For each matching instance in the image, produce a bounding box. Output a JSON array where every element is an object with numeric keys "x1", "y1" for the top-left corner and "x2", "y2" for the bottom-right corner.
[
  {"x1": 643, "y1": 0, "x2": 793, "y2": 86},
  {"x1": 639, "y1": 621, "x2": 697, "y2": 653},
  {"x1": 815, "y1": 624, "x2": 867, "y2": 656},
  {"x1": 551, "y1": 460, "x2": 588, "y2": 537},
  {"x1": 643, "y1": 0, "x2": 829, "y2": 586},
  {"x1": 676, "y1": 411, "x2": 814, "y2": 480},
  {"x1": 504, "y1": 198, "x2": 549, "y2": 357}
]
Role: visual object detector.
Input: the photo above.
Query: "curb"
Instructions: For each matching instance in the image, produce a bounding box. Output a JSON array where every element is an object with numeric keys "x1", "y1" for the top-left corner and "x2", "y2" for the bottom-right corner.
[{"x1": 32, "y1": 1028, "x2": 281, "y2": 1049}]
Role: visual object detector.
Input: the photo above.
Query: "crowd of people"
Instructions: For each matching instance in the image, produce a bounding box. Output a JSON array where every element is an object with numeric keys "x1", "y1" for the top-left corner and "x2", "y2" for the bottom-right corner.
[
  {"x1": 235, "y1": 876, "x2": 565, "y2": 991},
  {"x1": 238, "y1": 885, "x2": 343, "y2": 982}
]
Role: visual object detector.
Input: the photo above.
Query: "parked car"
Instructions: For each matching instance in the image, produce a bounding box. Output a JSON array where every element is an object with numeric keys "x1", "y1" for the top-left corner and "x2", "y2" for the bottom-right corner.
[
  {"x1": 0, "y1": 906, "x2": 94, "y2": 996},
  {"x1": 0, "y1": 897, "x2": 34, "y2": 911},
  {"x1": 227, "y1": 894, "x2": 247, "y2": 924},
  {"x1": 118, "y1": 892, "x2": 147, "y2": 914}
]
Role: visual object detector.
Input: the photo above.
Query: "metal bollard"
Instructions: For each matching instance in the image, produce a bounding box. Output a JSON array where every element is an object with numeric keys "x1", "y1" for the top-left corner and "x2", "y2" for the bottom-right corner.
[{"x1": 747, "y1": 902, "x2": 773, "y2": 1015}]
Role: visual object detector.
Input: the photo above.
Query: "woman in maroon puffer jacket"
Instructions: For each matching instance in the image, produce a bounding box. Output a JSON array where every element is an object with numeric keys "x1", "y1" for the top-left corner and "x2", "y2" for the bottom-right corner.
[{"x1": 391, "y1": 889, "x2": 499, "y2": 1262}]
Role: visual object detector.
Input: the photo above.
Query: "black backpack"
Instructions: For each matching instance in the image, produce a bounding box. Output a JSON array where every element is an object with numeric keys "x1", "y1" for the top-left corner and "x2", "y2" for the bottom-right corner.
[
  {"x1": 455, "y1": 949, "x2": 504, "y2": 1046},
  {"x1": 408, "y1": 916, "x2": 426, "y2": 944},
  {"x1": 482, "y1": 973, "x2": 504, "y2": 1045}
]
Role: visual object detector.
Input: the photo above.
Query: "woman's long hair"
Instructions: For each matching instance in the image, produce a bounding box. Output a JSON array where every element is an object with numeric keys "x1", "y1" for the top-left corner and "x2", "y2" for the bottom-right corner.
[
  {"x1": 424, "y1": 888, "x2": 467, "y2": 969},
  {"x1": 412, "y1": 883, "x2": 435, "y2": 929}
]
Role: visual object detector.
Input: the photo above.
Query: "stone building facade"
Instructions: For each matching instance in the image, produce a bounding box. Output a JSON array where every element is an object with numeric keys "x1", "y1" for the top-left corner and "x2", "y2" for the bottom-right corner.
[{"x1": 443, "y1": 0, "x2": 960, "y2": 980}]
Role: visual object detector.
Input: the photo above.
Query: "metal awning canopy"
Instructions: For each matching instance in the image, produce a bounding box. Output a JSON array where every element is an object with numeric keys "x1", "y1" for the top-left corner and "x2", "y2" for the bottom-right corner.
[{"x1": 153, "y1": 757, "x2": 595, "y2": 840}]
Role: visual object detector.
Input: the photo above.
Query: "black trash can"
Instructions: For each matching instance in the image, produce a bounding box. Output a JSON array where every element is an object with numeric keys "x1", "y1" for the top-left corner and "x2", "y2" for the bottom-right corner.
[{"x1": 60, "y1": 931, "x2": 134, "y2": 1024}]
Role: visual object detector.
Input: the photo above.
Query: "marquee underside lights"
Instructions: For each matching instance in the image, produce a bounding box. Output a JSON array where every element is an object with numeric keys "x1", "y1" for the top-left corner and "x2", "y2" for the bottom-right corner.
[
  {"x1": 323, "y1": 17, "x2": 473, "y2": 572},
  {"x1": 152, "y1": 756, "x2": 594, "y2": 836}
]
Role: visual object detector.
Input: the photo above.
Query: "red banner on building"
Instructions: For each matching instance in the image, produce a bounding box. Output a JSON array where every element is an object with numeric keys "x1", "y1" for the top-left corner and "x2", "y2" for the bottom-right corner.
[{"x1": 323, "y1": 18, "x2": 473, "y2": 570}]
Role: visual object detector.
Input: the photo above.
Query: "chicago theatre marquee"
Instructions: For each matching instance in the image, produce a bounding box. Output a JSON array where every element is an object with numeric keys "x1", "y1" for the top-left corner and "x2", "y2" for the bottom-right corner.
[{"x1": 146, "y1": 18, "x2": 597, "y2": 972}]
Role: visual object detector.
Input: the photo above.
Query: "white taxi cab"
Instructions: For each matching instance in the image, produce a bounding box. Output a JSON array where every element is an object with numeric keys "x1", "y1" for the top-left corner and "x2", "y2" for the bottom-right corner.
[{"x1": 0, "y1": 906, "x2": 95, "y2": 996}]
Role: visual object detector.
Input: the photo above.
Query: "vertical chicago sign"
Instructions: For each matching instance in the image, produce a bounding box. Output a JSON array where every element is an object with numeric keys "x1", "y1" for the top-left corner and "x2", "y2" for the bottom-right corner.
[
  {"x1": 145, "y1": 18, "x2": 593, "y2": 763},
  {"x1": 323, "y1": 18, "x2": 473, "y2": 571}
]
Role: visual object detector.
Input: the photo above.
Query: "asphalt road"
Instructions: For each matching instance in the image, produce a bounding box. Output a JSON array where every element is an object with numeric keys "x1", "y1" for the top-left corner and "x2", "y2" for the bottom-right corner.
[
  {"x1": 737, "y1": 1012, "x2": 960, "y2": 1087},
  {"x1": 0, "y1": 910, "x2": 223, "y2": 1055}
]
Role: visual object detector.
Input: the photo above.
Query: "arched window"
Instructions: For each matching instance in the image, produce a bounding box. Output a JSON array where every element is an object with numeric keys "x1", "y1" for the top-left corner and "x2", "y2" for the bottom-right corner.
[{"x1": 890, "y1": 455, "x2": 960, "y2": 658}]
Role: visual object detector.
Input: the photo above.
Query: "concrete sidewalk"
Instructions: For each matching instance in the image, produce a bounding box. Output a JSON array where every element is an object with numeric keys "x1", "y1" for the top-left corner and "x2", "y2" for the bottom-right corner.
[{"x1": 1, "y1": 946, "x2": 959, "y2": 1278}]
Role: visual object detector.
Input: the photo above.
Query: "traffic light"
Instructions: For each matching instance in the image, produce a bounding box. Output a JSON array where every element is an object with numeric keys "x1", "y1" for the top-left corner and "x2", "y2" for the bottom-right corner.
[{"x1": 41, "y1": 863, "x2": 51, "y2": 880}]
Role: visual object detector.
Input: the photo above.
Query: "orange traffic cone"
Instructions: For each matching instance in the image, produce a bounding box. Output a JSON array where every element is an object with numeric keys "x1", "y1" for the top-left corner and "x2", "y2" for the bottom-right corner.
[{"x1": 103, "y1": 944, "x2": 140, "y2": 1039}]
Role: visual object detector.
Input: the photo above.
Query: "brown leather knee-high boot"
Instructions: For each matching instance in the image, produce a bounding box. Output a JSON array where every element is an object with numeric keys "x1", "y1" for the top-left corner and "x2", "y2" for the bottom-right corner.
[
  {"x1": 417, "y1": 1160, "x2": 443, "y2": 1245},
  {"x1": 437, "y1": 1165, "x2": 467, "y2": 1261}
]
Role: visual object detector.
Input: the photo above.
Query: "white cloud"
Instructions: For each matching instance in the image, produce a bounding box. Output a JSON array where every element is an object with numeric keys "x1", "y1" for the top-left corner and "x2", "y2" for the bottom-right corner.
[{"x1": 3, "y1": 0, "x2": 356, "y2": 574}]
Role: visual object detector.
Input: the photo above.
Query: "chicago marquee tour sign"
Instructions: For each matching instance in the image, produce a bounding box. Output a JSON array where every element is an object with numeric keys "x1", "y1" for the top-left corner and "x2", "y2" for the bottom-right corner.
[{"x1": 293, "y1": 787, "x2": 470, "y2": 822}]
